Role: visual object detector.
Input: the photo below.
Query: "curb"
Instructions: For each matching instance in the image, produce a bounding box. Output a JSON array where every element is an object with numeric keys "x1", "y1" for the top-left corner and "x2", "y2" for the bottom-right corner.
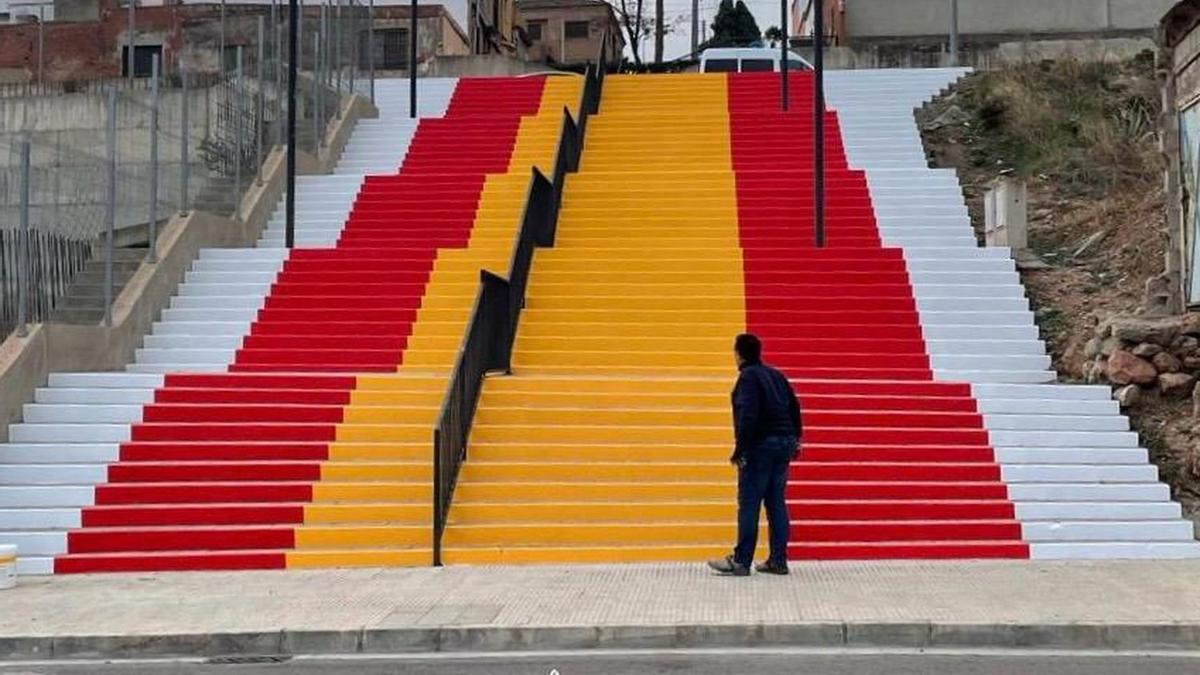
[{"x1": 3, "y1": 621, "x2": 1200, "y2": 660}]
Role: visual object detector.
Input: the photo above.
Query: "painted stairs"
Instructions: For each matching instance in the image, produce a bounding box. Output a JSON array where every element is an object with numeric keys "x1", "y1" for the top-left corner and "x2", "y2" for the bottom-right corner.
[
  {"x1": 0, "y1": 75, "x2": 583, "y2": 574},
  {"x1": 441, "y1": 70, "x2": 1200, "y2": 564}
]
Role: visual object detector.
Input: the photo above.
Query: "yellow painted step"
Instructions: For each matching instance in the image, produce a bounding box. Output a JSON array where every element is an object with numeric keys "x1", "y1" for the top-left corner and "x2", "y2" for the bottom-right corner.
[
  {"x1": 442, "y1": 522, "x2": 738, "y2": 547},
  {"x1": 303, "y1": 503, "x2": 432, "y2": 523},
  {"x1": 467, "y1": 443, "x2": 730, "y2": 463},
  {"x1": 295, "y1": 525, "x2": 429, "y2": 549},
  {"x1": 473, "y1": 424, "x2": 729, "y2": 444},
  {"x1": 519, "y1": 308, "x2": 747, "y2": 323},
  {"x1": 448, "y1": 501, "x2": 735, "y2": 524},
  {"x1": 458, "y1": 461, "x2": 733, "y2": 483},
  {"x1": 320, "y1": 462, "x2": 431, "y2": 482},
  {"x1": 326, "y1": 443, "x2": 431, "y2": 461},
  {"x1": 340, "y1": 407, "x2": 442, "y2": 424},
  {"x1": 453, "y1": 481, "x2": 733, "y2": 502},
  {"x1": 483, "y1": 375, "x2": 730, "y2": 394},
  {"x1": 512, "y1": 336, "x2": 735, "y2": 354},
  {"x1": 515, "y1": 365, "x2": 731, "y2": 377},
  {"x1": 440, "y1": 544, "x2": 732, "y2": 565},
  {"x1": 286, "y1": 548, "x2": 431, "y2": 568},
  {"x1": 513, "y1": 351, "x2": 733, "y2": 369},
  {"x1": 354, "y1": 376, "x2": 447, "y2": 391},
  {"x1": 333, "y1": 424, "x2": 429, "y2": 443},
  {"x1": 313, "y1": 483, "x2": 432, "y2": 502},
  {"x1": 527, "y1": 296, "x2": 745, "y2": 311},
  {"x1": 475, "y1": 407, "x2": 727, "y2": 427}
]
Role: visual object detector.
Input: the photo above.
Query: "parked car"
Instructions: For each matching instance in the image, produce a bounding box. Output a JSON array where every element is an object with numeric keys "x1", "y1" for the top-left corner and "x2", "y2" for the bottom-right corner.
[{"x1": 698, "y1": 47, "x2": 813, "y2": 73}]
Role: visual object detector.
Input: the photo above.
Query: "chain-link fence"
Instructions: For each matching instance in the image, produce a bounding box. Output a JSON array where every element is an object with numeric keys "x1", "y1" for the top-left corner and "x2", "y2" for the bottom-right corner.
[{"x1": 1, "y1": 0, "x2": 378, "y2": 339}]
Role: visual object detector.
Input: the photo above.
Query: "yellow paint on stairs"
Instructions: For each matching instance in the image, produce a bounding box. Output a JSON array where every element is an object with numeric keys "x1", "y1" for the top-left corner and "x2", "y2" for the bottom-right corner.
[
  {"x1": 289, "y1": 77, "x2": 585, "y2": 570},
  {"x1": 441, "y1": 74, "x2": 760, "y2": 566}
]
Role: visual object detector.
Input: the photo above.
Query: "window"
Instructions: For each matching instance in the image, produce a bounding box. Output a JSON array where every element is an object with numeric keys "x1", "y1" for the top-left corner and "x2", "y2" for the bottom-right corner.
[
  {"x1": 526, "y1": 20, "x2": 545, "y2": 41},
  {"x1": 740, "y1": 58, "x2": 775, "y2": 72},
  {"x1": 565, "y1": 20, "x2": 589, "y2": 39},
  {"x1": 121, "y1": 45, "x2": 163, "y2": 78},
  {"x1": 372, "y1": 28, "x2": 410, "y2": 69},
  {"x1": 703, "y1": 58, "x2": 737, "y2": 73}
]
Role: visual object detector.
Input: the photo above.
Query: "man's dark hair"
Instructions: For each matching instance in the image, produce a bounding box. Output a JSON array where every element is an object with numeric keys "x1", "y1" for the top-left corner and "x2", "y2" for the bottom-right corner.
[{"x1": 735, "y1": 333, "x2": 762, "y2": 364}]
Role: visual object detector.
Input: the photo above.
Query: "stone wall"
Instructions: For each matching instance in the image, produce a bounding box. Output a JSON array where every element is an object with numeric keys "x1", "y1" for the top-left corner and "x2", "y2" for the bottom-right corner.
[{"x1": 1087, "y1": 313, "x2": 1200, "y2": 413}]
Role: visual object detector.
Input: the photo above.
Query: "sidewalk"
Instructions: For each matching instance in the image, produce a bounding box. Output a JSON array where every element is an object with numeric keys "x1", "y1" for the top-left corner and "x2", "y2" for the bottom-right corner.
[{"x1": 3, "y1": 560, "x2": 1200, "y2": 659}]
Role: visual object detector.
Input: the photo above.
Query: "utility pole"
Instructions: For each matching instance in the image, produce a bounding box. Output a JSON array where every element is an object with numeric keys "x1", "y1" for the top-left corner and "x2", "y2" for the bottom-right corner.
[
  {"x1": 654, "y1": 0, "x2": 664, "y2": 63},
  {"x1": 691, "y1": 0, "x2": 698, "y2": 55},
  {"x1": 286, "y1": 0, "x2": 298, "y2": 248},
  {"x1": 410, "y1": 0, "x2": 417, "y2": 118},
  {"x1": 780, "y1": 0, "x2": 788, "y2": 111},
  {"x1": 949, "y1": 0, "x2": 959, "y2": 66},
  {"x1": 814, "y1": 0, "x2": 825, "y2": 248}
]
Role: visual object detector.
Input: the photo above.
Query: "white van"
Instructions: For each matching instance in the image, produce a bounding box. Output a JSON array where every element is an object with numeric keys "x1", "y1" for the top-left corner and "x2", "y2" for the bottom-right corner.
[{"x1": 699, "y1": 47, "x2": 813, "y2": 74}]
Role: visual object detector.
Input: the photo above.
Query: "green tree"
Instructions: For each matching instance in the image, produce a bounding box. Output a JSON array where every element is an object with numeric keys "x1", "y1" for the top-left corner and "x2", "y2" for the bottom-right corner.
[
  {"x1": 764, "y1": 25, "x2": 783, "y2": 47},
  {"x1": 706, "y1": 0, "x2": 762, "y2": 48}
]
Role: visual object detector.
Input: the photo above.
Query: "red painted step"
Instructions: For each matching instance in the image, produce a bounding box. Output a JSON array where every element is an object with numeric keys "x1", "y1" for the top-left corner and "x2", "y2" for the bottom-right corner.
[
  {"x1": 787, "y1": 500, "x2": 1016, "y2": 521},
  {"x1": 119, "y1": 442, "x2": 332, "y2": 462},
  {"x1": 67, "y1": 525, "x2": 295, "y2": 553},
  {"x1": 788, "y1": 541, "x2": 1029, "y2": 560},
  {"x1": 82, "y1": 503, "x2": 306, "y2": 527},
  {"x1": 727, "y1": 71, "x2": 1024, "y2": 560},
  {"x1": 55, "y1": 550, "x2": 287, "y2": 574}
]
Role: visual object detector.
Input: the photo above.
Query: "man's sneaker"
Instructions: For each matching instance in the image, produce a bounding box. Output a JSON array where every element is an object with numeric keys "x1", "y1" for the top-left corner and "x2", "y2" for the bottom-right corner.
[
  {"x1": 707, "y1": 555, "x2": 750, "y2": 577},
  {"x1": 755, "y1": 561, "x2": 790, "y2": 576}
]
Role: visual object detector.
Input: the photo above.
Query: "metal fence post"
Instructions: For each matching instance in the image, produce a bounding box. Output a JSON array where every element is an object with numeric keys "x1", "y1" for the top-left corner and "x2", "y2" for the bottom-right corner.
[
  {"x1": 949, "y1": 0, "x2": 960, "y2": 66},
  {"x1": 314, "y1": 30, "x2": 323, "y2": 149},
  {"x1": 780, "y1": 0, "x2": 788, "y2": 111},
  {"x1": 409, "y1": 0, "x2": 416, "y2": 118},
  {"x1": 334, "y1": 0, "x2": 343, "y2": 95},
  {"x1": 235, "y1": 45, "x2": 244, "y2": 218},
  {"x1": 36, "y1": 6, "x2": 44, "y2": 85},
  {"x1": 220, "y1": 0, "x2": 227, "y2": 72},
  {"x1": 105, "y1": 89, "x2": 118, "y2": 327},
  {"x1": 275, "y1": 5, "x2": 285, "y2": 148},
  {"x1": 368, "y1": 0, "x2": 375, "y2": 103},
  {"x1": 16, "y1": 138, "x2": 31, "y2": 338},
  {"x1": 180, "y1": 70, "x2": 190, "y2": 214},
  {"x1": 286, "y1": 0, "x2": 299, "y2": 250},
  {"x1": 148, "y1": 54, "x2": 160, "y2": 263},
  {"x1": 127, "y1": 0, "x2": 136, "y2": 82},
  {"x1": 257, "y1": 15, "x2": 266, "y2": 185},
  {"x1": 348, "y1": 0, "x2": 356, "y2": 97}
]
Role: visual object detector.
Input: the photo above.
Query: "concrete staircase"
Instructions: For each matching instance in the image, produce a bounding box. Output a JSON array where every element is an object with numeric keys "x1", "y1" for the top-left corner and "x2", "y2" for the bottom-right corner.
[
  {"x1": 441, "y1": 70, "x2": 1200, "y2": 563},
  {"x1": 0, "y1": 75, "x2": 587, "y2": 574}
]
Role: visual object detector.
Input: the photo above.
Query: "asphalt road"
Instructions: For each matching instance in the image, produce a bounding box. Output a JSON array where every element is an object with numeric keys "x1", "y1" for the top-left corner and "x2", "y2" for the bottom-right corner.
[{"x1": 2, "y1": 649, "x2": 1198, "y2": 675}]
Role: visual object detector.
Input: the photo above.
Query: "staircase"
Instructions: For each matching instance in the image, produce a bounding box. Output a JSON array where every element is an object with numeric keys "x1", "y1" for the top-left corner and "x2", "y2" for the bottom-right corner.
[
  {"x1": 0, "y1": 75, "x2": 582, "y2": 574},
  {"x1": 442, "y1": 70, "x2": 1200, "y2": 564}
]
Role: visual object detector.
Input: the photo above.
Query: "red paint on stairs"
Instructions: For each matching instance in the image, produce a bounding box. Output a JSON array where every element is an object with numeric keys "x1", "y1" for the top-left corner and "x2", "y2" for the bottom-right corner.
[
  {"x1": 54, "y1": 77, "x2": 548, "y2": 573},
  {"x1": 727, "y1": 72, "x2": 1028, "y2": 560}
]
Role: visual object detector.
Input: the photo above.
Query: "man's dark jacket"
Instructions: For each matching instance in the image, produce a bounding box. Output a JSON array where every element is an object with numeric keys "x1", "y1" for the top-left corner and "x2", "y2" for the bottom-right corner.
[{"x1": 731, "y1": 361, "x2": 802, "y2": 462}]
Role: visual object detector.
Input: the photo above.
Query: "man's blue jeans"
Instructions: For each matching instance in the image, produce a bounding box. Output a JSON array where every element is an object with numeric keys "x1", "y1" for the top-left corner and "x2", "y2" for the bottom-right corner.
[{"x1": 733, "y1": 435, "x2": 796, "y2": 567}]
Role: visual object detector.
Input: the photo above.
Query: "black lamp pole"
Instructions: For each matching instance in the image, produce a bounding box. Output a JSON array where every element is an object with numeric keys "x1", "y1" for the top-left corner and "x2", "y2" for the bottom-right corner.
[
  {"x1": 780, "y1": 0, "x2": 788, "y2": 111},
  {"x1": 285, "y1": 0, "x2": 298, "y2": 249},
  {"x1": 813, "y1": 0, "x2": 825, "y2": 248},
  {"x1": 410, "y1": 0, "x2": 417, "y2": 118}
]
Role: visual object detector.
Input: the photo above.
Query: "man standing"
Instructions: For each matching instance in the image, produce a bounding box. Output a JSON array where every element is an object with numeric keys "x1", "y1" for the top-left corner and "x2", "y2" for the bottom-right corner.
[{"x1": 708, "y1": 333, "x2": 802, "y2": 577}]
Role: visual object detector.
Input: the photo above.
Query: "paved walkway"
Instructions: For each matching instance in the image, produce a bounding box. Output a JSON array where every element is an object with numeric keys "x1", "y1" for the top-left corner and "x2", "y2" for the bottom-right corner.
[{"x1": 3, "y1": 561, "x2": 1200, "y2": 657}]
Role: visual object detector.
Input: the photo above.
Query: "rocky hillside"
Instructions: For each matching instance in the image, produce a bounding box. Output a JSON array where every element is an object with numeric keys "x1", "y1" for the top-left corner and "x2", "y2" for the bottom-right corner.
[{"x1": 918, "y1": 55, "x2": 1200, "y2": 524}]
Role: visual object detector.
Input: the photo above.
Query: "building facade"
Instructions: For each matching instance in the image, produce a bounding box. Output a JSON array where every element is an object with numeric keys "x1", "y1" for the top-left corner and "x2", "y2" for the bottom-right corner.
[
  {"x1": 517, "y1": 0, "x2": 621, "y2": 66},
  {"x1": 0, "y1": 0, "x2": 467, "y2": 83}
]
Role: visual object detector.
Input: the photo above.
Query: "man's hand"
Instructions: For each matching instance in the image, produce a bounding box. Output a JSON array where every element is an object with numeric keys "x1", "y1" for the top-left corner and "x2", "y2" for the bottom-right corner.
[{"x1": 791, "y1": 441, "x2": 801, "y2": 462}]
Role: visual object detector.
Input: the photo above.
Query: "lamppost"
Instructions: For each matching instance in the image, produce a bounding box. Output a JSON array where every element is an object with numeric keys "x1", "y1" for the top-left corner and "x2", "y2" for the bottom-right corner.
[
  {"x1": 286, "y1": 0, "x2": 299, "y2": 248},
  {"x1": 813, "y1": 0, "x2": 825, "y2": 248}
]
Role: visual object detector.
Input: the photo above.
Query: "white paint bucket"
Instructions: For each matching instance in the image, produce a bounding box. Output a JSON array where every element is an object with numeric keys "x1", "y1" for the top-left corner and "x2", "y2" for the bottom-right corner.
[{"x1": 0, "y1": 544, "x2": 16, "y2": 589}]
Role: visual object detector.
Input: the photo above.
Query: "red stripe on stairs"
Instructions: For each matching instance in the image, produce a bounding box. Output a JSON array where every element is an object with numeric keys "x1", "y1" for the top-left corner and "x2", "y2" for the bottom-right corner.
[
  {"x1": 727, "y1": 71, "x2": 1028, "y2": 560},
  {"x1": 56, "y1": 77, "x2": 549, "y2": 574}
]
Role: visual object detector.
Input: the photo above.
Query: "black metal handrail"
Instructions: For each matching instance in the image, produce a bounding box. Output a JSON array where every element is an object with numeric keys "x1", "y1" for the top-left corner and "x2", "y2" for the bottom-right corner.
[{"x1": 430, "y1": 63, "x2": 603, "y2": 566}]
